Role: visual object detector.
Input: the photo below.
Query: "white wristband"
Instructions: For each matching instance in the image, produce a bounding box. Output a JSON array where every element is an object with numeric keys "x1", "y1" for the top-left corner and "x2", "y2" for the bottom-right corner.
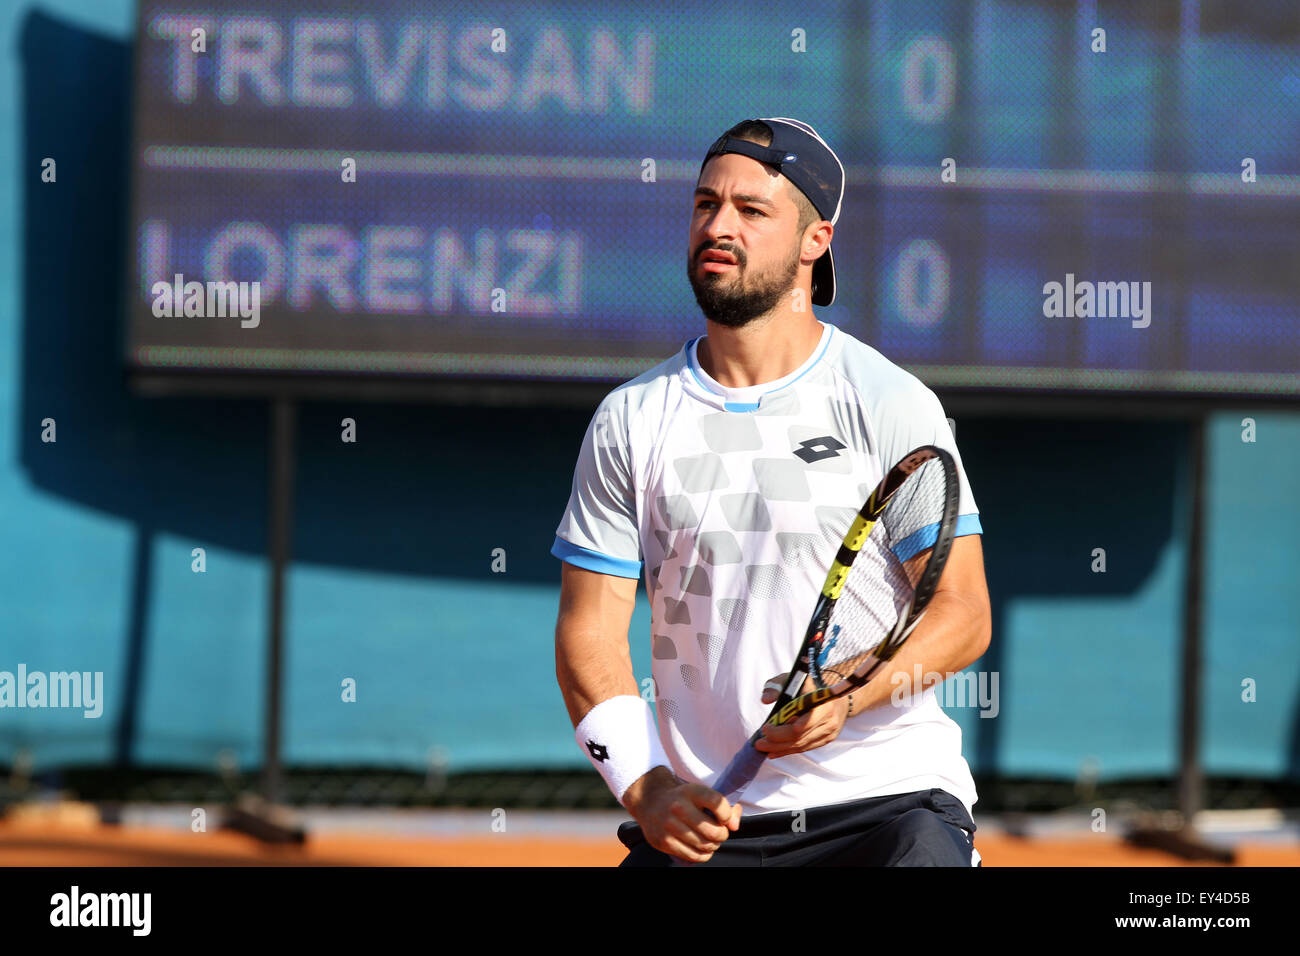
[{"x1": 575, "y1": 695, "x2": 671, "y2": 805}]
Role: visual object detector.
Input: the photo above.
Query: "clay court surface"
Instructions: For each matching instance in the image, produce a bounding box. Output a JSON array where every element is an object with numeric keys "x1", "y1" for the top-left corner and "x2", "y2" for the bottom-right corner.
[{"x1": 1, "y1": 809, "x2": 1296, "y2": 866}]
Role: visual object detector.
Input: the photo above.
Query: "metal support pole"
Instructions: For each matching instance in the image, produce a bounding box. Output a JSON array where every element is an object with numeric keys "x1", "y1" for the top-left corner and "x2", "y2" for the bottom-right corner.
[
  {"x1": 222, "y1": 396, "x2": 304, "y2": 843},
  {"x1": 1177, "y1": 413, "x2": 1205, "y2": 824},
  {"x1": 1127, "y1": 414, "x2": 1231, "y2": 863},
  {"x1": 263, "y1": 396, "x2": 296, "y2": 806}
]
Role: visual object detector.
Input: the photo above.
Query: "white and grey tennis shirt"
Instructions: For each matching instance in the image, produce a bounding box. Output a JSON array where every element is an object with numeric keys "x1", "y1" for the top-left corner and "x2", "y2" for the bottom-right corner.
[{"x1": 553, "y1": 321, "x2": 983, "y2": 817}]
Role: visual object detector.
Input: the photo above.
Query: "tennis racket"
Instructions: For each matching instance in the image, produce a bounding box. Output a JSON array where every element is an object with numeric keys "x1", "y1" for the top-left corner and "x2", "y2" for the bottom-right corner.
[{"x1": 710, "y1": 444, "x2": 960, "y2": 799}]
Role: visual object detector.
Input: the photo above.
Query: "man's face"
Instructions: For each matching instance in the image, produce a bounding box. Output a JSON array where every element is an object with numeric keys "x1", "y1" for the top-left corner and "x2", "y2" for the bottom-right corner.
[{"x1": 688, "y1": 153, "x2": 803, "y2": 328}]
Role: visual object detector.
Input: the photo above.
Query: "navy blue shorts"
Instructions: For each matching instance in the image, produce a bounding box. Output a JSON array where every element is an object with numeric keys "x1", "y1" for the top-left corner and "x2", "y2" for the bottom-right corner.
[{"x1": 616, "y1": 788, "x2": 980, "y2": 867}]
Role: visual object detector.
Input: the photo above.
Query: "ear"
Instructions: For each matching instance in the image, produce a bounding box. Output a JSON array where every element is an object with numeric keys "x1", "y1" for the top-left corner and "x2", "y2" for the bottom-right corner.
[{"x1": 804, "y1": 221, "x2": 833, "y2": 260}]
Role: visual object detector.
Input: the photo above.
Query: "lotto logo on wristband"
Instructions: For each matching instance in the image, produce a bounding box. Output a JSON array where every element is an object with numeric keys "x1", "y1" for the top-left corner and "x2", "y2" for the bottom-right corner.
[{"x1": 575, "y1": 695, "x2": 672, "y2": 804}]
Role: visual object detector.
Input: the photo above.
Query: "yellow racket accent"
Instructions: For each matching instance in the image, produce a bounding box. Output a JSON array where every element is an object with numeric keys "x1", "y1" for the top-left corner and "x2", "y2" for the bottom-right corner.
[
  {"x1": 822, "y1": 561, "x2": 850, "y2": 599},
  {"x1": 842, "y1": 513, "x2": 874, "y2": 552},
  {"x1": 822, "y1": 513, "x2": 888, "y2": 598},
  {"x1": 770, "y1": 686, "x2": 835, "y2": 725}
]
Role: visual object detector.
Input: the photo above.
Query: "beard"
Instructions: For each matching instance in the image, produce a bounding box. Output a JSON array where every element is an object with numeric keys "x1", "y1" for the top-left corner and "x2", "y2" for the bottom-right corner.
[{"x1": 687, "y1": 242, "x2": 800, "y2": 329}]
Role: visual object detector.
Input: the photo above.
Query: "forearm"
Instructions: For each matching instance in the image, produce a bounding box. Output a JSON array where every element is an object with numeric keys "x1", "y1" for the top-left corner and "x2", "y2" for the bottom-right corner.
[
  {"x1": 556, "y1": 615, "x2": 640, "y2": 725},
  {"x1": 552, "y1": 563, "x2": 678, "y2": 812},
  {"x1": 848, "y1": 588, "x2": 991, "y2": 713}
]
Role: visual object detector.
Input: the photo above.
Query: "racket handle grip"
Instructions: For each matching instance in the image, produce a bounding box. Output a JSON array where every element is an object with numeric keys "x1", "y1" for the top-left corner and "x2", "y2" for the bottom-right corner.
[{"x1": 711, "y1": 734, "x2": 766, "y2": 798}]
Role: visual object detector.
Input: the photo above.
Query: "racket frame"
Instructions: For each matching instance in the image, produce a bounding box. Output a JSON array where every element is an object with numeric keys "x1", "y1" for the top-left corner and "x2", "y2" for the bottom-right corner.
[{"x1": 711, "y1": 444, "x2": 961, "y2": 797}]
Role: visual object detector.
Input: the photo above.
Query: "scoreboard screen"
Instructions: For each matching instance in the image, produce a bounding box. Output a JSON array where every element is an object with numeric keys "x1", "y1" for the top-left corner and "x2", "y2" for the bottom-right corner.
[{"x1": 126, "y1": 0, "x2": 1300, "y2": 397}]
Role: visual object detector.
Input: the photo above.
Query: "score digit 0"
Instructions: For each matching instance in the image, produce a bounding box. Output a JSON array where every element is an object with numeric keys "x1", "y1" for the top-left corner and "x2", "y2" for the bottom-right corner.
[
  {"x1": 894, "y1": 239, "x2": 951, "y2": 329},
  {"x1": 901, "y1": 36, "x2": 956, "y2": 125}
]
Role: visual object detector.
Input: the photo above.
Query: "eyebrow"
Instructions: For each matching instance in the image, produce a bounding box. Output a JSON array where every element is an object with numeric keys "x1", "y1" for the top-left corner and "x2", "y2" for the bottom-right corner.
[{"x1": 693, "y1": 186, "x2": 777, "y2": 209}]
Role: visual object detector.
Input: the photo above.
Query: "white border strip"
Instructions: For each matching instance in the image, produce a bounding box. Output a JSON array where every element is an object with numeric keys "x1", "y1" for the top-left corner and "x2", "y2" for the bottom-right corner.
[{"x1": 142, "y1": 146, "x2": 1300, "y2": 198}]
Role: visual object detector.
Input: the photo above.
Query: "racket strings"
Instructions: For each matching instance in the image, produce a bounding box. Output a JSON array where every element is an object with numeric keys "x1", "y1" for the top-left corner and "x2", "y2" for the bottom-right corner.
[
  {"x1": 813, "y1": 538, "x2": 909, "y2": 685},
  {"x1": 813, "y1": 457, "x2": 950, "y2": 688}
]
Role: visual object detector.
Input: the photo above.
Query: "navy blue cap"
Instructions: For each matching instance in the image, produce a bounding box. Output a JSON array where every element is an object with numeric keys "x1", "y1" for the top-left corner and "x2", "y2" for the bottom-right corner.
[{"x1": 700, "y1": 117, "x2": 845, "y2": 306}]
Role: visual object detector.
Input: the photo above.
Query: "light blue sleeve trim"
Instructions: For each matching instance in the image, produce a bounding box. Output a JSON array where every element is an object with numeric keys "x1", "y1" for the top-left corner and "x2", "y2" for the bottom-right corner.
[
  {"x1": 551, "y1": 537, "x2": 643, "y2": 579},
  {"x1": 891, "y1": 514, "x2": 983, "y2": 563}
]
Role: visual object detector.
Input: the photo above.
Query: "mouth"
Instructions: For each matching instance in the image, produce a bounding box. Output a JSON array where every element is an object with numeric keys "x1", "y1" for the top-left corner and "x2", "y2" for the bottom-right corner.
[{"x1": 699, "y1": 250, "x2": 739, "y2": 273}]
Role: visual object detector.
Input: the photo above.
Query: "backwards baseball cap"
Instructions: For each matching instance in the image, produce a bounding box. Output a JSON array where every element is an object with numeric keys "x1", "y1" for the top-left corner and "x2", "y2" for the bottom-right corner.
[{"x1": 699, "y1": 117, "x2": 845, "y2": 306}]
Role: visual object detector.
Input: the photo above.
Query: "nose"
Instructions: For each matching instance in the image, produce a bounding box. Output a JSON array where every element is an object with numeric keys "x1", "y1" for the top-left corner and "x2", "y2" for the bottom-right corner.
[{"x1": 700, "y1": 203, "x2": 740, "y2": 245}]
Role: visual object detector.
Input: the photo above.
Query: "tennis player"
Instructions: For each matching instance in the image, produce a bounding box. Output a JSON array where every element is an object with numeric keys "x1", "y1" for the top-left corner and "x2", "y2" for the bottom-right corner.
[{"x1": 553, "y1": 118, "x2": 991, "y2": 866}]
